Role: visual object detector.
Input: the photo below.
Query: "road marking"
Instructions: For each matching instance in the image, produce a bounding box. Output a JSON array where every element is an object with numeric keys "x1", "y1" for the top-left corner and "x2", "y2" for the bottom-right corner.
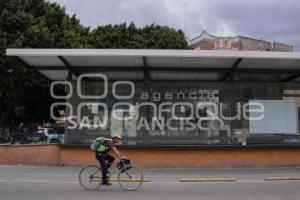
[
  {"x1": 265, "y1": 176, "x2": 300, "y2": 181},
  {"x1": 0, "y1": 179, "x2": 77, "y2": 184},
  {"x1": 110, "y1": 178, "x2": 150, "y2": 182},
  {"x1": 180, "y1": 177, "x2": 236, "y2": 182}
]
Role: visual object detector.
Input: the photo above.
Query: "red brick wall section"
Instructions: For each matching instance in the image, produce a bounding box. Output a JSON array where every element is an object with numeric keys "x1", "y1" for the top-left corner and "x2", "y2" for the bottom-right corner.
[
  {"x1": 59, "y1": 146, "x2": 300, "y2": 168},
  {"x1": 59, "y1": 146, "x2": 96, "y2": 166},
  {"x1": 1, "y1": 144, "x2": 300, "y2": 168},
  {"x1": 121, "y1": 148, "x2": 300, "y2": 168},
  {"x1": 0, "y1": 144, "x2": 60, "y2": 166},
  {"x1": 231, "y1": 42, "x2": 242, "y2": 50},
  {"x1": 191, "y1": 40, "x2": 215, "y2": 50}
]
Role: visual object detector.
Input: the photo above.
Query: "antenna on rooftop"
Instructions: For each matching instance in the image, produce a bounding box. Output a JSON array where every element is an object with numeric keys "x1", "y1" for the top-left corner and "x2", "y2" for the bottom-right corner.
[{"x1": 184, "y1": 17, "x2": 187, "y2": 36}]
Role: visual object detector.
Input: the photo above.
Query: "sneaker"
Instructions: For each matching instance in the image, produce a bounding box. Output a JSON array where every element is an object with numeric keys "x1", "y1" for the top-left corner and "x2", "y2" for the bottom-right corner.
[{"x1": 102, "y1": 182, "x2": 112, "y2": 186}]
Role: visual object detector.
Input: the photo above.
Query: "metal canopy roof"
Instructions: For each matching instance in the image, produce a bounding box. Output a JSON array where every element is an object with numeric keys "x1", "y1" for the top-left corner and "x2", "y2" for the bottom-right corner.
[{"x1": 6, "y1": 49, "x2": 300, "y2": 82}]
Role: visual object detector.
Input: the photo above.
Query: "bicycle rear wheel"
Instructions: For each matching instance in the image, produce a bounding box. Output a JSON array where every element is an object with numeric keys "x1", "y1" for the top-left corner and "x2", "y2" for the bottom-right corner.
[
  {"x1": 117, "y1": 164, "x2": 143, "y2": 191},
  {"x1": 78, "y1": 164, "x2": 102, "y2": 190}
]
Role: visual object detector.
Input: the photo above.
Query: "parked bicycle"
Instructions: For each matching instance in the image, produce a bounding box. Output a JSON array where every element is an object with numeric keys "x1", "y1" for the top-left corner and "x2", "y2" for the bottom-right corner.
[{"x1": 78, "y1": 159, "x2": 144, "y2": 191}]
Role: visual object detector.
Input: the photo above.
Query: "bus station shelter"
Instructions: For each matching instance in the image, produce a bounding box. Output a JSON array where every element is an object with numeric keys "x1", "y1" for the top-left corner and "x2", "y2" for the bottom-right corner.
[{"x1": 6, "y1": 49, "x2": 300, "y2": 147}]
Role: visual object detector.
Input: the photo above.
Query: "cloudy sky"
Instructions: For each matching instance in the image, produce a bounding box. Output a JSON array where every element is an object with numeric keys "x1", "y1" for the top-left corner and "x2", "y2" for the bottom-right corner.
[{"x1": 49, "y1": 0, "x2": 300, "y2": 51}]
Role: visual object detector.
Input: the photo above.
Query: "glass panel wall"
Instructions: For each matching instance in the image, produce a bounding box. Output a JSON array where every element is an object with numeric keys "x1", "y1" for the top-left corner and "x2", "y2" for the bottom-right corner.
[{"x1": 65, "y1": 79, "x2": 300, "y2": 146}]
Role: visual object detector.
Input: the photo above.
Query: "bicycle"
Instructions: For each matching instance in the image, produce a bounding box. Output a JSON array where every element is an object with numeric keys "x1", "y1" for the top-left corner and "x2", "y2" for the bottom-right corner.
[{"x1": 78, "y1": 159, "x2": 144, "y2": 191}]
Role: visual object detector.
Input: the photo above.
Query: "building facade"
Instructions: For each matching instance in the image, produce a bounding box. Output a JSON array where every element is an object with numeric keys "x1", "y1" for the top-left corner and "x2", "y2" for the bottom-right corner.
[{"x1": 189, "y1": 31, "x2": 293, "y2": 52}]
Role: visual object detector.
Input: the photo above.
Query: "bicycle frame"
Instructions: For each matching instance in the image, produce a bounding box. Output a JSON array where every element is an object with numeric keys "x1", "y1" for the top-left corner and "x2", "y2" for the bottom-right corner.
[{"x1": 92, "y1": 163, "x2": 132, "y2": 181}]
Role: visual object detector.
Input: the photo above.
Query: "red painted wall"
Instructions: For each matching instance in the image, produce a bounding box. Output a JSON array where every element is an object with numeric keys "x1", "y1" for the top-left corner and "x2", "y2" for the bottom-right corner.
[{"x1": 1, "y1": 144, "x2": 300, "y2": 168}]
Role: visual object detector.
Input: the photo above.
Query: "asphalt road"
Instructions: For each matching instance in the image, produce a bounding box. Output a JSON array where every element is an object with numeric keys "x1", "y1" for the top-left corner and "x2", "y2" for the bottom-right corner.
[{"x1": 1, "y1": 165, "x2": 300, "y2": 200}]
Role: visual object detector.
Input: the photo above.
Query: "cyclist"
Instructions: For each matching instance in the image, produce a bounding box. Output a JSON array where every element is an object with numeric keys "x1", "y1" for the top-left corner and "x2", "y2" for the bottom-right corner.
[{"x1": 95, "y1": 133, "x2": 125, "y2": 186}]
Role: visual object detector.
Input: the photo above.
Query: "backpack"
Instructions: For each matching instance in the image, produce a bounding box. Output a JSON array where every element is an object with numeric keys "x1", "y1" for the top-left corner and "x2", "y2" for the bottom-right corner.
[{"x1": 90, "y1": 137, "x2": 112, "y2": 153}]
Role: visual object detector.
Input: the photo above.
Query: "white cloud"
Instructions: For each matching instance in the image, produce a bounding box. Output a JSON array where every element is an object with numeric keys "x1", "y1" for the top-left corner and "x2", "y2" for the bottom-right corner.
[{"x1": 49, "y1": 0, "x2": 300, "y2": 50}]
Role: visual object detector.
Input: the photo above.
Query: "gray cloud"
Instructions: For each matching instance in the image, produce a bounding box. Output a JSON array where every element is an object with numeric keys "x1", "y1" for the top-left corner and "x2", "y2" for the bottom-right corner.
[{"x1": 49, "y1": 0, "x2": 300, "y2": 50}]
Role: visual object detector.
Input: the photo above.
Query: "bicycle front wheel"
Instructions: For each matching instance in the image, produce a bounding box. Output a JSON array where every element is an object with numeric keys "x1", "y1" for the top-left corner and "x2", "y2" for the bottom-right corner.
[
  {"x1": 117, "y1": 164, "x2": 144, "y2": 191},
  {"x1": 78, "y1": 164, "x2": 102, "y2": 190}
]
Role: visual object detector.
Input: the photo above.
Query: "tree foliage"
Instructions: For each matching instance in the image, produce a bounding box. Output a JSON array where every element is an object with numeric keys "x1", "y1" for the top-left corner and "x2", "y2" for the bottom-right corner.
[
  {"x1": 0, "y1": 0, "x2": 188, "y2": 125},
  {"x1": 0, "y1": 0, "x2": 89, "y2": 125},
  {"x1": 89, "y1": 22, "x2": 188, "y2": 49}
]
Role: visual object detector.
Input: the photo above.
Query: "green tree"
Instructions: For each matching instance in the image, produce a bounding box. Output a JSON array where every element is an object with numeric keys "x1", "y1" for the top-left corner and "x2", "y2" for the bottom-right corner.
[
  {"x1": 0, "y1": 0, "x2": 89, "y2": 125},
  {"x1": 0, "y1": 0, "x2": 189, "y2": 126},
  {"x1": 142, "y1": 24, "x2": 188, "y2": 49},
  {"x1": 88, "y1": 22, "x2": 188, "y2": 49}
]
